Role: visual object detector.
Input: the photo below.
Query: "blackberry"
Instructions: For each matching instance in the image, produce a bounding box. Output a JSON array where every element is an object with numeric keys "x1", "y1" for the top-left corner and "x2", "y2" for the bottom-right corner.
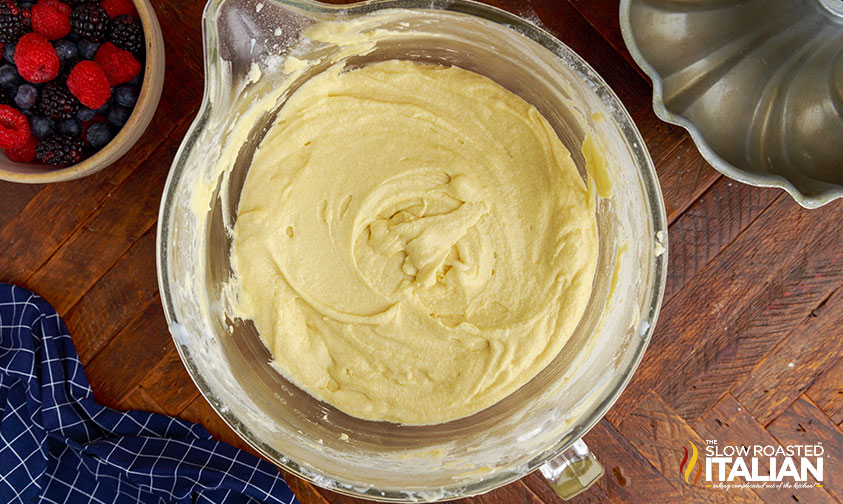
[
  {"x1": 69, "y1": 4, "x2": 109, "y2": 42},
  {"x1": 0, "y1": 1, "x2": 24, "y2": 44},
  {"x1": 37, "y1": 81, "x2": 79, "y2": 120},
  {"x1": 36, "y1": 133, "x2": 84, "y2": 166},
  {"x1": 109, "y1": 15, "x2": 141, "y2": 54}
]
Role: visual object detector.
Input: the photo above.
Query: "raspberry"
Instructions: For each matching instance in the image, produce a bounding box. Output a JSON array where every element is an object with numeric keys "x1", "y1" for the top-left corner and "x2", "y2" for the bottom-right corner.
[
  {"x1": 4, "y1": 134, "x2": 37, "y2": 161},
  {"x1": 0, "y1": 104, "x2": 30, "y2": 148},
  {"x1": 94, "y1": 41, "x2": 139, "y2": 85},
  {"x1": 31, "y1": 0, "x2": 71, "y2": 40},
  {"x1": 66, "y1": 59, "x2": 109, "y2": 108},
  {"x1": 100, "y1": 0, "x2": 136, "y2": 19},
  {"x1": 40, "y1": 0, "x2": 71, "y2": 16},
  {"x1": 14, "y1": 32, "x2": 59, "y2": 82}
]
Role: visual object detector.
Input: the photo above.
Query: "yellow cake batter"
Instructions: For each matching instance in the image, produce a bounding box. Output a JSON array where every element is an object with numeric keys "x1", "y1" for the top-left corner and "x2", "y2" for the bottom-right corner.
[{"x1": 230, "y1": 60, "x2": 598, "y2": 425}]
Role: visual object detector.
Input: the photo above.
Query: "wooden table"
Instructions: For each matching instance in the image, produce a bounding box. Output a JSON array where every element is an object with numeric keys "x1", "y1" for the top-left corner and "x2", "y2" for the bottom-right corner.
[{"x1": 2, "y1": 0, "x2": 841, "y2": 502}]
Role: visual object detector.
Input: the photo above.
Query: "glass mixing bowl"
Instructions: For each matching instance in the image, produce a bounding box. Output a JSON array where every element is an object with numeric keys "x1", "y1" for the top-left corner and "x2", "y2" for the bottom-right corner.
[{"x1": 157, "y1": 0, "x2": 668, "y2": 501}]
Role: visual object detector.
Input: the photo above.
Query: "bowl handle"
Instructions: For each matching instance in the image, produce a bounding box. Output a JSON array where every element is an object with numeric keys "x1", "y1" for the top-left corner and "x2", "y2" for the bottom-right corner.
[{"x1": 539, "y1": 439, "x2": 604, "y2": 500}]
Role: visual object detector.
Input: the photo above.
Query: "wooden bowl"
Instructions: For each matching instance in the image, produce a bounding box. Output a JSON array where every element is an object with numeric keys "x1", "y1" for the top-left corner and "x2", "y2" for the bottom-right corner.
[{"x1": 0, "y1": 0, "x2": 165, "y2": 183}]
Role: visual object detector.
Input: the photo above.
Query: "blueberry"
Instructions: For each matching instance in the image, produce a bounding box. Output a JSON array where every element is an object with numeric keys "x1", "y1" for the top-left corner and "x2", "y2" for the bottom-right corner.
[
  {"x1": 85, "y1": 122, "x2": 111, "y2": 149},
  {"x1": 96, "y1": 96, "x2": 112, "y2": 114},
  {"x1": 14, "y1": 84, "x2": 38, "y2": 109},
  {"x1": 54, "y1": 40, "x2": 79, "y2": 64},
  {"x1": 114, "y1": 85, "x2": 138, "y2": 108},
  {"x1": 128, "y1": 73, "x2": 142, "y2": 86},
  {"x1": 57, "y1": 119, "x2": 82, "y2": 137},
  {"x1": 30, "y1": 116, "x2": 55, "y2": 139},
  {"x1": 107, "y1": 105, "x2": 130, "y2": 127},
  {"x1": 3, "y1": 43, "x2": 15, "y2": 65},
  {"x1": 76, "y1": 107, "x2": 95, "y2": 121},
  {"x1": 0, "y1": 65, "x2": 19, "y2": 88},
  {"x1": 77, "y1": 40, "x2": 100, "y2": 61},
  {"x1": 19, "y1": 2, "x2": 34, "y2": 8},
  {"x1": 21, "y1": 109, "x2": 33, "y2": 119}
]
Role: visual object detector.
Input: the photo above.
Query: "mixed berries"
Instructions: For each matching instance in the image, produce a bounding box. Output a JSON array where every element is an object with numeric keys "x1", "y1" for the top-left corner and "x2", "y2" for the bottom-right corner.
[{"x1": 0, "y1": 0, "x2": 143, "y2": 167}]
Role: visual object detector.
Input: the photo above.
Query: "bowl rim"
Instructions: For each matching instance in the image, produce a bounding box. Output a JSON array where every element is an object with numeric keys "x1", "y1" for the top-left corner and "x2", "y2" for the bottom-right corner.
[
  {"x1": 157, "y1": 0, "x2": 669, "y2": 500},
  {"x1": 618, "y1": 0, "x2": 843, "y2": 209},
  {"x1": 0, "y1": 0, "x2": 165, "y2": 184}
]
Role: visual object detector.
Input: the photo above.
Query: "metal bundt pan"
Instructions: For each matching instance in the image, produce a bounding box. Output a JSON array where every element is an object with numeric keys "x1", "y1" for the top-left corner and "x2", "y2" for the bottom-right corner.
[{"x1": 620, "y1": 0, "x2": 843, "y2": 208}]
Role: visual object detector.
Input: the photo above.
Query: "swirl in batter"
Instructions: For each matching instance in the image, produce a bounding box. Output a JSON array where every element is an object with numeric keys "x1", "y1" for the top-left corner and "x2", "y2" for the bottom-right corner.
[{"x1": 230, "y1": 60, "x2": 598, "y2": 424}]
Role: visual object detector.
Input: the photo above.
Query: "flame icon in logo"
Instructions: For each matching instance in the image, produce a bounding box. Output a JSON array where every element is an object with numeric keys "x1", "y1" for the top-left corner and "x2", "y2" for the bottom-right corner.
[{"x1": 679, "y1": 442, "x2": 703, "y2": 486}]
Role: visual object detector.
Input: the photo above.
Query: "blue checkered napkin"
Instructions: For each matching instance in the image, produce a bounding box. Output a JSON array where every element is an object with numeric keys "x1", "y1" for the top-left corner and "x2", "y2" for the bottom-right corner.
[{"x1": 0, "y1": 284, "x2": 300, "y2": 504}]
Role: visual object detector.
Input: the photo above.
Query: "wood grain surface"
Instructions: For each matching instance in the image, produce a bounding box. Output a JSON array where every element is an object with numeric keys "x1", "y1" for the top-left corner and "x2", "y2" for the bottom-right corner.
[{"x1": 1, "y1": 0, "x2": 841, "y2": 503}]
